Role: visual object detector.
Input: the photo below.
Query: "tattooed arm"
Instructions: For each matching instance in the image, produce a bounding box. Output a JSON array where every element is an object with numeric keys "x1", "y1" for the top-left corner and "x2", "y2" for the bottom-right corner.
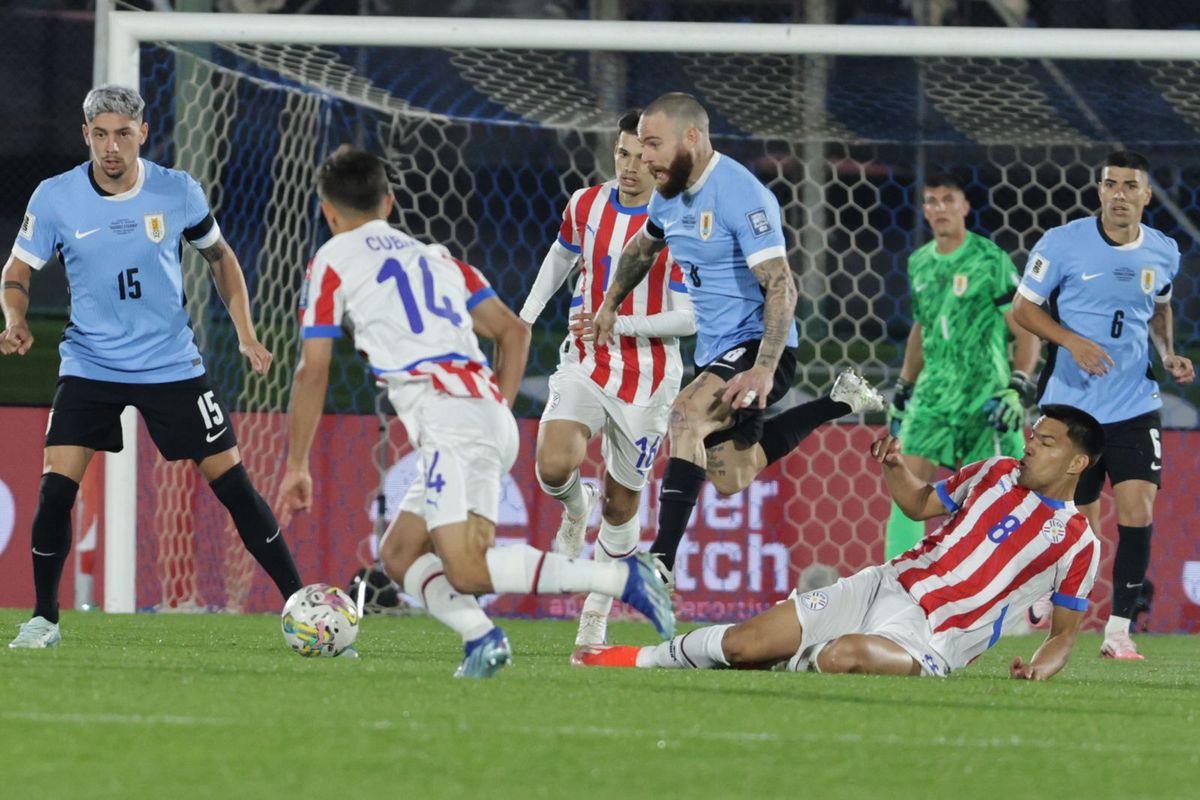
[
  {"x1": 199, "y1": 237, "x2": 272, "y2": 375},
  {"x1": 717, "y1": 257, "x2": 797, "y2": 410},
  {"x1": 0, "y1": 253, "x2": 35, "y2": 355},
  {"x1": 749, "y1": 257, "x2": 798, "y2": 372},
  {"x1": 593, "y1": 228, "x2": 668, "y2": 345}
]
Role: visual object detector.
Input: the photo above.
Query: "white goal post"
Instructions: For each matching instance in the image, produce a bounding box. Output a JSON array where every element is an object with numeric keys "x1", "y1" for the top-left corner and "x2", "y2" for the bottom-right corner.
[{"x1": 99, "y1": 10, "x2": 1200, "y2": 613}]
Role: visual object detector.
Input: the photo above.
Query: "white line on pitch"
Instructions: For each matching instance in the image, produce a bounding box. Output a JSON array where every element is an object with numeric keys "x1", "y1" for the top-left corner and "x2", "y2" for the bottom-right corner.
[{"x1": 1, "y1": 711, "x2": 231, "y2": 727}]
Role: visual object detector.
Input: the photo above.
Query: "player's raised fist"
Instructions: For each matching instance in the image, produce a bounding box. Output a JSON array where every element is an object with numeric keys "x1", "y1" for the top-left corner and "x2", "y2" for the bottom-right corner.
[
  {"x1": 870, "y1": 434, "x2": 902, "y2": 465},
  {"x1": 1164, "y1": 354, "x2": 1194, "y2": 385},
  {"x1": 239, "y1": 339, "x2": 273, "y2": 375},
  {"x1": 0, "y1": 323, "x2": 34, "y2": 356}
]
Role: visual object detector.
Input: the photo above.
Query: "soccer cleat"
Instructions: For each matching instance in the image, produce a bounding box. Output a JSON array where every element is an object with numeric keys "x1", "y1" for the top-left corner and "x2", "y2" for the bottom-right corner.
[
  {"x1": 454, "y1": 627, "x2": 512, "y2": 678},
  {"x1": 570, "y1": 644, "x2": 640, "y2": 668},
  {"x1": 8, "y1": 616, "x2": 61, "y2": 649},
  {"x1": 830, "y1": 368, "x2": 886, "y2": 414},
  {"x1": 554, "y1": 482, "x2": 599, "y2": 558},
  {"x1": 651, "y1": 553, "x2": 675, "y2": 593},
  {"x1": 619, "y1": 553, "x2": 676, "y2": 641},
  {"x1": 575, "y1": 611, "x2": 609, "y2": 647},
  {"x1": 1026, "y1": 592, "x2": 1052, "y2": 629},
  {"x1": 1100, "y1": 630, "x2": 1145, "y2": 661}
]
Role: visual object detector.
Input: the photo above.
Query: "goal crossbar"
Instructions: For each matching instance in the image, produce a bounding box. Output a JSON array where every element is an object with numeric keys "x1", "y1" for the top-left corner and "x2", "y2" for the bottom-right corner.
[{"x1": 100, "y1": 9, "x2": 1200, "y2": 612}]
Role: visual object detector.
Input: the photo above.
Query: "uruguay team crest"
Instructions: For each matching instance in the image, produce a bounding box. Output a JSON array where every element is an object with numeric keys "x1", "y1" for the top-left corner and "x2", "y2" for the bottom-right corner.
[
  {"x1": 144, "y1": 212, "x2": 165, "y2": 243},
  {"x1": 1140, "y1": 267, "x2": 1156, "y2": 294},
  {"x1": 699, "y1": 210, "x2": 714, "y2": 241},
  {"x1": 953, "y1": 273, "x2": 969, "y2": 296}
]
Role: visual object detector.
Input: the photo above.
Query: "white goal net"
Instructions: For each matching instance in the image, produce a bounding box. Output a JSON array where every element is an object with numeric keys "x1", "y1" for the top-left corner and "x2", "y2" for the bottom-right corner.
[{"x1": 109, "y1": 13, "x2": 1200, "y2": 628}]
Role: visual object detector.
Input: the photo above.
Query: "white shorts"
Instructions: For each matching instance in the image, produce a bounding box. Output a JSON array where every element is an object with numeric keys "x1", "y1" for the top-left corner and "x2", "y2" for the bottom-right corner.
[
  {"x1": 540, "y1": 365, "x2": 671, "y2": 491},
  {"x1": 397, "y1": 395, "x2": 519, "y2": 530},
  {"x1": 786, "y1": 565, "x2": 951, "y2": 677}
]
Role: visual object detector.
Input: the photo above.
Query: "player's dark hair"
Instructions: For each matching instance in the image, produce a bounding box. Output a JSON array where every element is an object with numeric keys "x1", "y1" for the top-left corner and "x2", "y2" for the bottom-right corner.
[
  {"x1": 618, "y1": 108, "x2": 641, "y2": 135},
  {"x1": 1102, "y1": 150, "x2": 1151, "y2": 177},
  {"x1": 923, "y1": 172, "x2": 966, "y2": 194},
  {"x1": 1039, "y1": 404, "x2": 1105, "y2": 467},
  {"x1": 317, "y1": 144, "x2": 390, "y2": 213}
]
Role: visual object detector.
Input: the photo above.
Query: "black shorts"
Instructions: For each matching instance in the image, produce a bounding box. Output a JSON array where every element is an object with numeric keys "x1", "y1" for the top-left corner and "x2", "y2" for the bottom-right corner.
[
  {"x1": 1074, "y1": 410, "x2": 1162, "y2": 505},
  {"x1": 700, "y1": 340, "x2": 798, "y2": 449},
  {"x1": 46, "y1": 375, "x2": 238, "y2": 462}
]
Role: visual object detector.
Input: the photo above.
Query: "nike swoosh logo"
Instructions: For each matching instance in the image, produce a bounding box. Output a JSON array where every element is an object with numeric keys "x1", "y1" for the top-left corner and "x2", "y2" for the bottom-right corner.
[
  {"x1": 265, "y1": 529, "x2": 281, "y2": 544},
  {"x1": 75, "y1": 228, "x2": 100, "y2": 239},
  {"x1": 1150, "y1": 464, "x2": 1161, "y2": 471},
  {"x1": 1124, "y1": 582, "x2": 1143, "y2": 589},
  {"x1": 663, "y1": 221, "x2": 676, "y2": 229},
  {"x1": 205, "y1": 427, "x2": 228, "y2": 443},
  {"x1": 661, "y1": 488, "x2": 682, "y2": 495},
  {"x1": 708, "y1": 362, "x2": 738, "y2": 371},
  {"x1": 913, "y1": 283, "x2": 927, "y2": 292},
  {"x1": 1081, "y1": 272, "x2": 1104, "y2": 281},
  {"x1": 31, "y1": 548, "x2": 57, "y2": 557}
]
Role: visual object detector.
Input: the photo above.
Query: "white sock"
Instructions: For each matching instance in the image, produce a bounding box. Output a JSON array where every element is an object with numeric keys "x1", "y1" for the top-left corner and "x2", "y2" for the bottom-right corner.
[
  {"x1": 402, "y1": 553, "x2": 494, "y2": 643},
  {"x1": 582, "y1": 515, "x2": 641, "y2": 617},
  {"x1": 537, "y1": 467, "x2": 588, "y2": 519},
  {"x1": 1105, "y1": 615, "x2": 1133, "y2": 637},
  {"x1": 635, "y1": 624, "x2": 733, "y2": 669},
  {"x1": 485, "y1": 544, "x2": 627, "y2": 596}
]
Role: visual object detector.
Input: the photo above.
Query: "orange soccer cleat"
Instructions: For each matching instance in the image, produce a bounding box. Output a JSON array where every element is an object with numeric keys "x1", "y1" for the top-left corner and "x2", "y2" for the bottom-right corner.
[{"x1": 570, "y1": 644, "x2": 641, "y2": 668}]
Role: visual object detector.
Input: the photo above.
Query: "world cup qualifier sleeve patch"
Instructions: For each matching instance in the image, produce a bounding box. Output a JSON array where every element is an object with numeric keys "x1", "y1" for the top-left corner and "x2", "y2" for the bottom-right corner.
[
  {"x1": 1027, "y1": 253, "x2": 1049, "y2": 282},
  {"x1": 746, "y1": 208, "x2": 772, "y2": 237}
]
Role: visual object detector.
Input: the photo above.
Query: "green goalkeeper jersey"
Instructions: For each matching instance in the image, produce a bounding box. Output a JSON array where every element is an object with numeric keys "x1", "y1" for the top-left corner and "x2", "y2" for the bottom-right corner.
[{"x1": 908, "y1": 231, "x2": 1020, "y2": 415}]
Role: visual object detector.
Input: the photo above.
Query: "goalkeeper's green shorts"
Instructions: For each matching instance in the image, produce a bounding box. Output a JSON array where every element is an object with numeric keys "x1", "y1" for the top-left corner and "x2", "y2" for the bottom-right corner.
[{"x1": 899, "y1": 406, "x2": 1024, "y2": 469}]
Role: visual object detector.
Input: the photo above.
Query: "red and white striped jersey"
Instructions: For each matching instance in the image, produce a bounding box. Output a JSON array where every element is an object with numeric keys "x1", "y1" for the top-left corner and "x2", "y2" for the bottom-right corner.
[
  {"x1": 891, "y1": 457, "x2": 1100, "y2": 669},
  {"x1": 557, "y1": 181, "x2": 690, "y2": 406},
  {"x1": 300, "y1": 219, "x2": 503, "y2": 416}
]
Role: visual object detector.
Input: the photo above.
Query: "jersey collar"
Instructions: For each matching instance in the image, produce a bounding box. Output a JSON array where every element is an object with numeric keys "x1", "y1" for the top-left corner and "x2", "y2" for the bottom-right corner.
[
  {"x1": 88, "y1": 158, "x2": 146, "y2": 202},
  {"x1": 608, "y1": 185, "x2": 649, "y2": 214},
  {"x1": 684, "y1": 151, "x2": 722, "y2": 197},
  {"x1": 1095, "y1": 215, "x2": 1144, "y2": 250}
]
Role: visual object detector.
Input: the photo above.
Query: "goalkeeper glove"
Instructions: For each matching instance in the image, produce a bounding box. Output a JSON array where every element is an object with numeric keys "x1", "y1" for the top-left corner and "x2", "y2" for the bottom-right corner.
[
  {"x1": 983, "y1": 371, "x2": 1036, "y2": 433},
  {"x1": 887, "y1": 378, "x2": 914, "y2": 437}
]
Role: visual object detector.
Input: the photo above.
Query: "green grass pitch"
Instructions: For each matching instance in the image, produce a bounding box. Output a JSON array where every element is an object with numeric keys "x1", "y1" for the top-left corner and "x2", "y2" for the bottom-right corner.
[{"x1": 2, "y1": 609, "x2": 1196, "y2": 800}]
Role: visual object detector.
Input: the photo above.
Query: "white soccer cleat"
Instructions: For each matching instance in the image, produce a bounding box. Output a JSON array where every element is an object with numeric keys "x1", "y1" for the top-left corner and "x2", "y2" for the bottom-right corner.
[
  {"x1": 8, "y1": 616, "x2": 61, "y2": 649},
  {"x1": 574, "y1": 610, "x2": 609, "y2": 647},
  {"x1": 1100, "y1": 629, "x2": 1145, "y2": 661},
  {"x1": 553, "y1": 482, "x2": 598, "y2": 558},
  {"x1": 830, "y1": 369, "x2": 885, "y2": 414},
  {"x1": 651, "y1": 553, "x2": 675, "y2": 593}
]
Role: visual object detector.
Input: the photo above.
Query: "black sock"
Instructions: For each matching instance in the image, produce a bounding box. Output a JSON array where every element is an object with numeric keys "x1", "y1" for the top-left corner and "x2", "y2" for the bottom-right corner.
[
  {"x1": 209, "y1": 464, "x2": 303, "y2": 600},
  {"x1": 31, "y1": 473, "x2": 80, "y2": 625},
  {"x1": 760, "y1": 397, "x2": 850, "y2": 466},
  {"x1": 1112, "y1": 523, "x2": 1152, "y2": 618},
  {"x1": 650, "y1": 458, "x2": 707, "y2": 571}
]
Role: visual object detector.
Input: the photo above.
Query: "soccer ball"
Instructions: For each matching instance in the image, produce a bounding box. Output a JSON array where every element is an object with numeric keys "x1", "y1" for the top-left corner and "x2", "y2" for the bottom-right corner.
[{"x1": 281, "y1": 583, "x2": 360, "y2": 657}]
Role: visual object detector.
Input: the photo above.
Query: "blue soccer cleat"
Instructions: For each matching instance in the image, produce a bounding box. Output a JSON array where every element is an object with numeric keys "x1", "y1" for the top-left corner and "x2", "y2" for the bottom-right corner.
[
  {"x1": 454, "y1": 627, "x2": 512, "y2": 678},
  {"x1": 620, "y1": 553, "x2": 676, "y2": 641}
]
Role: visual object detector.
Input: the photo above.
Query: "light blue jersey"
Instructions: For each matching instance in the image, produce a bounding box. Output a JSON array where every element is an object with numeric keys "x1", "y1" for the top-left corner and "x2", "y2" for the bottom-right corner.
[
  {"x1": 13, "y1": 159, "x2": 221, "y2": 383},
  {"x1": 646, "y1": 152, "x2": 798, "y2": 366},
  {"x1": 1017, "y1": 216, "x2": 1179, "y2": 424}
]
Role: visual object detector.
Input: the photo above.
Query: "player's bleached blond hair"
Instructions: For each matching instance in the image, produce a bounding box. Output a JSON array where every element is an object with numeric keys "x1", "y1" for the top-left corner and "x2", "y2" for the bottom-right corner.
[
  {"x1": 643, "y1": 92, "x2": 709, "y2": 137},
  {"x1": 83, "y1": 85, "x2": 145, "y2": 123}
]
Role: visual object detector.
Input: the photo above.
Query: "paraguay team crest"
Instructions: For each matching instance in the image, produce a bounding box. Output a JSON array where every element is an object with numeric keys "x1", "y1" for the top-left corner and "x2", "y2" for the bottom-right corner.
[
  {"x1": 1140, "y1": 267, "x2": 1156, "y2": 294},
  {"x1": 699, "y1": 210, "x2": 714, "y2": 241},
  {"x1": 1040, "y1": 517, "x2": 1067, "y2": 544},
  {"x1": 144, "y1": 212, "x2": 166, "y2": 243},
  {"x1": 953, "y1": 273, "x2": 969, "y2": 296}
]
